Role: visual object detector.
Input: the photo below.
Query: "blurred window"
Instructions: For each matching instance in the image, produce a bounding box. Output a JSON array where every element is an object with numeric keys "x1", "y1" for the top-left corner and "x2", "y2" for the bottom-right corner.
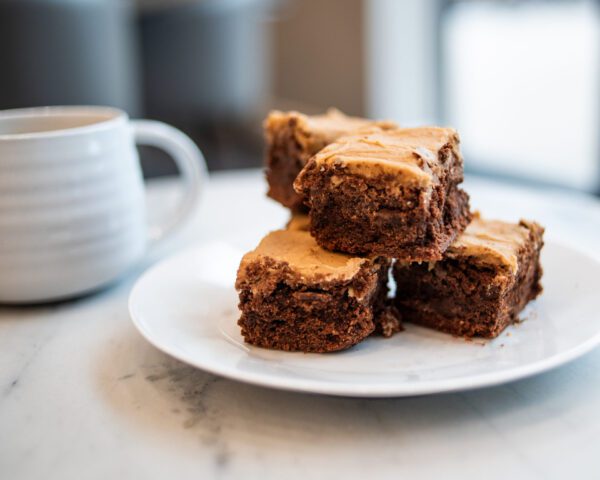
[
  {"x1": 442, "y1": 0, "x2": 600, "y2": 192},
  {"x1": 367, "y1": 0, "x2": 600, "y2": 193}
]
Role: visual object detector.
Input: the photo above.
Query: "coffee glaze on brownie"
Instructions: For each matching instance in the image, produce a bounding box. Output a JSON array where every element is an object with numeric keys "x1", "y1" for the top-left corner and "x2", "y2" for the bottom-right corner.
[
  {"x1": 236, "y1": 228, "x2": 397, "y2": 352},
  {"x1": 285, "y1": 213, "x2": 311, "y2": 232},
  {"x1": 264, "y1": 109, "x2": 397, "y2": 211},
  {"x1": 294, "y1": 127, "x2": 471, "y2": 261},
  {"x1": 393, "y1": 214, "x2": 544, "y2": 338}
]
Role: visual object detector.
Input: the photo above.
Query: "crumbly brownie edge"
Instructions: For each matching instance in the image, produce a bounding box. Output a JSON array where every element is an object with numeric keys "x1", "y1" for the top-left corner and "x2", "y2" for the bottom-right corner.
[
  {"x1": 504, "y1": 221, "x2": 544, "y2": 318},
  {"x1": 371, "y1": 261, "x2": 403, "y2": 337},
  {"x1": 265, "y1": 117, "x2": 318, "y2": 211}
]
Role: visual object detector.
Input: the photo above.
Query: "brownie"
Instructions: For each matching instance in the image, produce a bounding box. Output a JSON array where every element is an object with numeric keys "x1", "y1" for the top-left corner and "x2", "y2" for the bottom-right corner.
[
  {"x1": 293, "y1": 127, "x2": 471, "y2": 261},
  {"x1": 393, "y1": 214, "x2": 544, "y2": 338},
  {"x1": 235, "y1": 227, "x2": 396, "y2": 352},
  {"x1": 284, "y1": 213, "x2": 402, "y2": 338},
  {"x1": 264, "y1": 109, "x2": 397, "y2": 211}
]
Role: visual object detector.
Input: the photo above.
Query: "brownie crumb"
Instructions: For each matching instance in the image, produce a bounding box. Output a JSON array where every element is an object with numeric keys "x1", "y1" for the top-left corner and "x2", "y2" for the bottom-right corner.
[{"x1": 375, "y1": 303, "x2": 403, "y2": 338}]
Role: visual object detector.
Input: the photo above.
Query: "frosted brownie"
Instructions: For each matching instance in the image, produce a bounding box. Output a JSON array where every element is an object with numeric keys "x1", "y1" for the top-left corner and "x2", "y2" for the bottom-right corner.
[
  {"x1": 264, "y1": 108, "x2": 397, "y2": 210},
  {"x1": 393, "y1": 215, "x2": 544, "y2": 338},
  {"x1": 284, "y1": 213, "x2": 402, "y2": 338},
  {"x1": 235, "y1": 228, "x2": 394, "y2": 352},
  {"x1": 294, "y1": 126, "x2": 471, "y2": 261}
]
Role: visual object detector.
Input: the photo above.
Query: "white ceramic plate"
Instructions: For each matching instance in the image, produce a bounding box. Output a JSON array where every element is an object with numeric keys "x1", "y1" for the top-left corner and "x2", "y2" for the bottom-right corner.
[{"x1": 129, "y1": 241, "x2": 600, "y2": 397}]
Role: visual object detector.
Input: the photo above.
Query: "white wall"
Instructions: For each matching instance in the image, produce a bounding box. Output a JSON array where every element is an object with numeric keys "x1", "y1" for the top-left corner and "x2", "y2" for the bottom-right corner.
[
  {"x1": 365, "y1": 0, "x2": 440, "y2": 125},
  {"x1": 366, "y1": 0, "x2": 600, "y2": 192},
  {"x1": 443, "y1": 1, "x2": 600, "y2": 191}
]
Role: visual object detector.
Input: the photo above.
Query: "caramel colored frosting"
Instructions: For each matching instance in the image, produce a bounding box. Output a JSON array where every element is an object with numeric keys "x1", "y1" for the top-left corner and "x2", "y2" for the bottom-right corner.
[
  {"x1": 264, "y1": 108, "x2": 397, "y2": 153},
  {"x1": 239, "y1": 229, "x2": 368, "y2": 281},
  {"x1": 285, "y1": 213, "x2": 310, "y2": 232},
  {"x1": 305, "y1": 127, "x2": 460, "y2": 187},
  {"x1": 447, "y1": 214, "x2": 533, "y2": 273},
  {"x1": 301, "y1": 108, "x2": 396, "y2": 142}
]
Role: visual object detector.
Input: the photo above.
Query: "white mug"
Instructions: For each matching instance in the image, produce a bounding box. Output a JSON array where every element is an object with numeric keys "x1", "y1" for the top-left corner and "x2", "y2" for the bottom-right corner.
[{"x1": 0, "y1": 106, "x2": 207, "y2": 303}]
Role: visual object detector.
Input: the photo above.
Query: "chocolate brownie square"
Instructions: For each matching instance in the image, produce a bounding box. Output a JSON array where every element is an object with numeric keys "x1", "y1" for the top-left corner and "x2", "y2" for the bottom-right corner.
[
  {"x1": 293, "y1": 127, "x2": 471, "y2": 261},
  {"x1": 235, "y1": 228, "x2": 395, "y2": 352},
  {"x1": 393, "y1": 214, "x2": 544, "y2": 338},
  {"x1": 264, "y1": 109, "x2": 396, "y2": 211}
]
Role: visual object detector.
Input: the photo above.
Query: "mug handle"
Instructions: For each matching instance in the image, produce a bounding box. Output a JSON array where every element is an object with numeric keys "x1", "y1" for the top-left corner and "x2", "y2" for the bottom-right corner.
[{"x1": 131, "y1": 119, "x2": 207, "y2": 245}]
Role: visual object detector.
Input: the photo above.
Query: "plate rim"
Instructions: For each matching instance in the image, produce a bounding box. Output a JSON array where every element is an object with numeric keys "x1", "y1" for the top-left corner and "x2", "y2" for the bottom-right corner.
[{"x1": 128, "y1": 241, "x2": 600, "y2": 398}]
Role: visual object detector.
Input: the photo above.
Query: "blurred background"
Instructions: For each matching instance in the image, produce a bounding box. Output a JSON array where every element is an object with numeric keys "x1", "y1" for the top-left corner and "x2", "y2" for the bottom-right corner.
[{"x1": 0, "y1": 0, "x2": 598, "y2": 194}]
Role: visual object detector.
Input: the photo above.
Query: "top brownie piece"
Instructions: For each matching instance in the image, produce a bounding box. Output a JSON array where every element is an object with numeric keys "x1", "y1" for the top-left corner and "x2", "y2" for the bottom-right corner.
[
  {"x1": 264, "y1": 108, "x2": 397, "y2": 210},
  {"x1": 293, "y1": 127, "x2": 471, "y2": 261}
]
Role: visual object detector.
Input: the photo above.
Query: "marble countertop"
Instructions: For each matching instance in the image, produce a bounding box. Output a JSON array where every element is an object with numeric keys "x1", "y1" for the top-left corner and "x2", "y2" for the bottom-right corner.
[{"x1": 2, "y1": 170, "x2": 600, "y2": 480}]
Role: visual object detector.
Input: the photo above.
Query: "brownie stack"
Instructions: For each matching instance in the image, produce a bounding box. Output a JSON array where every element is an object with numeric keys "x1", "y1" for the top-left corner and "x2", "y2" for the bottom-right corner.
[{"x1": 236, "y1": 109, "x2": 544, "y2": 353}]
